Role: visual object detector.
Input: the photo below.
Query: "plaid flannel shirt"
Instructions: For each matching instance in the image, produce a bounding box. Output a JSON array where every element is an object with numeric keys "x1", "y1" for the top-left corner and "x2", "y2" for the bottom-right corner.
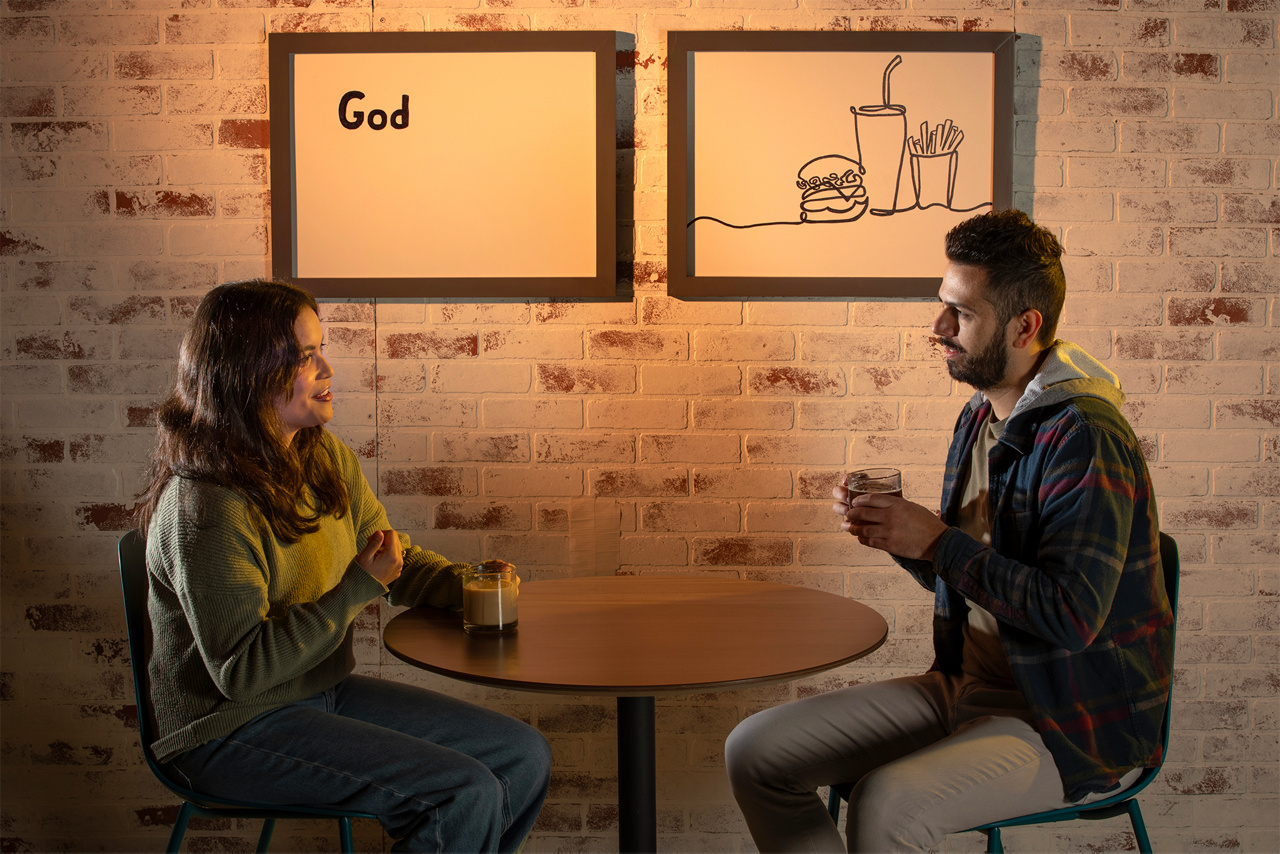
[{"x1": 896, "y1": 342, "x2": 1173, "y2": 801}]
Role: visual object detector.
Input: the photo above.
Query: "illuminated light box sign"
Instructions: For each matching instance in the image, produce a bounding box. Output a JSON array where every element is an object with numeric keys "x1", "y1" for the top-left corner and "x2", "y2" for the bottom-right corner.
[
  {"x1": 269, "y1": 32, "x2": 617, "y2": 297},
  {"x1": 667, "y1": 31, "x2": 1014, "y2": 298}
]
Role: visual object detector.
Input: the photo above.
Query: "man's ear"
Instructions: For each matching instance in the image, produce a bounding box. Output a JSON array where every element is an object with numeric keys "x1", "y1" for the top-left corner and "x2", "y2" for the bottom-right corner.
[{"x1": 1009, "y1": 309, "x2": 1044, "y2": 351}]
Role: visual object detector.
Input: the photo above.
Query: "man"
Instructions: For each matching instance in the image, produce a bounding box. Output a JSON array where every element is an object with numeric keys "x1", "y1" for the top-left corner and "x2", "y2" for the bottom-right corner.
[{"x1": 725, "y1": 210, "x2": 1172, "y2": 852}]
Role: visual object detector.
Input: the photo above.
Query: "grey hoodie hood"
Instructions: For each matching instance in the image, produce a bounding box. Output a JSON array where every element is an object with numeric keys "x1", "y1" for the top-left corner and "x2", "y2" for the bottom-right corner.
[{"x1": 965, "y1": 340, "x2": 1125, "y2": 422}]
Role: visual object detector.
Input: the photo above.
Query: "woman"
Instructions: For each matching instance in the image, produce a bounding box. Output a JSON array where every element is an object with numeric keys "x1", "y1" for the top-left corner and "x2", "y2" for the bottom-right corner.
[{"x1": 134, "y1": 279, "x2": 551, "y2": 852}]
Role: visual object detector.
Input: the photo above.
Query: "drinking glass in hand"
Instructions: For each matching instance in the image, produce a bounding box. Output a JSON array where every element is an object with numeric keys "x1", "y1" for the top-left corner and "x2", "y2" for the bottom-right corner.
[{"x1": 846, "y1": 468, "x2": 903, "y2": 501}]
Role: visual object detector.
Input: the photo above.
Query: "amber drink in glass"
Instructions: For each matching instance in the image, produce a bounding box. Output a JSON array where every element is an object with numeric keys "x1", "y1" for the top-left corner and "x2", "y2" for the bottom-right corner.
[{"x1": 846, "y1": 468, "x2": 903, "y2": 501}]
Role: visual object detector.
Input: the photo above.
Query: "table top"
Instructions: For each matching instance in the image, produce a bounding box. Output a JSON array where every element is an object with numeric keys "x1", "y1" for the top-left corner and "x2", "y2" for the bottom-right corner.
[{"x1": 383, "y1": 576, "x2": 888, "y2": 695}]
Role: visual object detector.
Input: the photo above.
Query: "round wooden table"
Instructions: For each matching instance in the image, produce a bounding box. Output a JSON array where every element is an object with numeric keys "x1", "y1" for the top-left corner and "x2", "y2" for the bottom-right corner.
[{"x1": 383, "y1": 575, "x2": 888, "y2": 852}]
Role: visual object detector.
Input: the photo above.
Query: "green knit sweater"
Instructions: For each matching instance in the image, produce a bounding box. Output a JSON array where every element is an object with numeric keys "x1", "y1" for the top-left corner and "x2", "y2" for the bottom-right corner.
[{"x1": 145, "y1": 432, "x2": 469, "y2": 764}]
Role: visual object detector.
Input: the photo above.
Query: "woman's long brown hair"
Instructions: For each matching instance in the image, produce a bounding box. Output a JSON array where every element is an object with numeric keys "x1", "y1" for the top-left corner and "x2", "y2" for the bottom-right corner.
[{"x1": 134, "y1": 279, "x2": 348, "y2": 541}]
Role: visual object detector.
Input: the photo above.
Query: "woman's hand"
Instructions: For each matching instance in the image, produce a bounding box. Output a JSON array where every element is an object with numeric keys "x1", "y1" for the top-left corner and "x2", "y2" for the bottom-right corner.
[{"x1": 356, "y1": 529, "x2": 403, "y2": 587}]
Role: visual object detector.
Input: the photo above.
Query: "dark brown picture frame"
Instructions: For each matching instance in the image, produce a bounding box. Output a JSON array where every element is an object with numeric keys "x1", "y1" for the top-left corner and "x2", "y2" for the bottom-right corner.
[
  {"x1": 667, "y1": 30, "x2": 1015, "y2": 299},
  {"x1": 269, "y1": 31, "x2": 617, "y2": 298}
]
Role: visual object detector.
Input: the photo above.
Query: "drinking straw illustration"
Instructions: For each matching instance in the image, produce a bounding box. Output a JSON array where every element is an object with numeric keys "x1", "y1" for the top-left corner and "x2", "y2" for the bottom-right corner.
[{"x1": 881, "y1": 54, "x2": 902, "y2": 107}]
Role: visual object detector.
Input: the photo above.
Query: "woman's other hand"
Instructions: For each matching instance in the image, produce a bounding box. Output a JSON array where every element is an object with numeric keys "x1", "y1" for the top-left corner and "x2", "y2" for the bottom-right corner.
[{"x1": 356, "y1": 529, "x2": 403, "y2": 587}]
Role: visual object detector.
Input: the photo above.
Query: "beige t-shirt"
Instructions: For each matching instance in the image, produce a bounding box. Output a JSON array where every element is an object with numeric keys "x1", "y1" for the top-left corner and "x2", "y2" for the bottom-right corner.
[{"x1": 953, "y1": 412, "x2": 1018, "y2": 689}]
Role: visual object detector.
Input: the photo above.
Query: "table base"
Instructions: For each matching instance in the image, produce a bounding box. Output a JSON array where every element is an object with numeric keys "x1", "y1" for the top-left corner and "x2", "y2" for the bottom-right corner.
[{"x1": 618, "y1": 696, "x2": 656, "y2": 852}]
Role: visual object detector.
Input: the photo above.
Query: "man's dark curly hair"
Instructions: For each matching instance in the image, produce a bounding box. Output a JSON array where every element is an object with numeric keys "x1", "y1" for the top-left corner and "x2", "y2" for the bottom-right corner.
[{"x1": 944, "y1": 209, "x2": 1066, "y2": 347}]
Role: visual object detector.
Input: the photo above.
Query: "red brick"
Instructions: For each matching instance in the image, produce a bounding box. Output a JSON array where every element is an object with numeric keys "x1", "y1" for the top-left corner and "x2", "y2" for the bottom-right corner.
[
  {"x1": 692, "y1": 536, "x2": 792, "y2": 566},
  {"x1": 74, "y1": 503, "x2": 134, "y2": 532},
  {"x1": 1224, "y1": 122, "x2": 1280, "y2": 156},
  {"x1": 1119, "y1": 191, "x2": 1217, "y2": 222},
  {"x1": 435, "y1": 432, "x2": 530, "y2": 463},
  {"x1": 68, "y1": 364, "x2": 168, "y2": 395},
  {"x1": 0, "y1": 434, "x2": 65, "y2": 463},
  {"x1": 62, "y1": 85, "x2": 161, "y2": 117},
  {"x1": 164, "y1": 12, "x2": 266, "y2": 45},
  {"x1": 1068, "y1": 86, "x2": 1168, "y2": 116},
  {"x1": 382, "y1": 331, "x2": 478, "y2": 359},
  {"x1": 1222, "y1": 263, "x2": 1279, "y2": 293},
  {"x1": 58, "y1": 15, "x2": 159, "y2": 47},
  {"x1": 745, "y1": 435, "x2": 845, "y2": 465},
  {"x1": 693, "y1": 469, "x2": 792, "y2": 499},
  {"x1": 1169, "y1": 227, "x2": 1268, "y2": 258},
  {"x1": 380, "y1": 466, "x2": 473, "y2": 496},
  {"x1": 113, "y1": 49, "x2": 213, "y2": 80},
  {"x1": 747, "y1": 367, "x2": 844, "y2": 396},
  {"x1": 640, "y1": 295, "x2": 742, "y2": 325},
  {"x1": 1, "y1": 15, "x2": 55, "y2": 48},
  {"x1": 641, "y1": 365, "x2": 741, "y2": 396},
  {"x1": 433, "y1": 502, "x2": 530, "y2": 531},
  {"x1": 799, "y1": 331, "x2": 898, "y2": 363},
  {"x1": 1068, "y1": 155, "x2": 1167, "y2": 187},
  {"x1": 1174, "y1": 17, "x2": 1273, "y2": 48},
  {"x1": 537, "y1": 365, "x2": 635, "y2": 394},
  {"x1": 8, "y1": 121, "x2": 107, "y2": 153},
  {"x1": 797, "y1": 401, "x2": 898, "y2": 431},
  {"x1": 1168, "y1": 297, "x2": 1262, "y2": 326},
  {"x1": 587, "y1": 330, "x2": 687, "y2": 360},
  {"x1": 642, "y1": 502, "x2": 740, "y2": 533},
  {"x1": 166, "y1": 83, "x2": 266, "y2": 115},
  {"x1": 692, "y1": 400, "x2": 793, "y2": 430},
  {"x1": 1216, "y1": 400, "x2": 1280, "y2": 428},
  {"x1": 2, "y1": 155, "x2": 58, "y2": 188},
  {"x1": 536, "y1": 434, "x2": 634, "y2": 464},
  {"x1": 66, "y1": 295, "x2": 165, "y2": 325},
  {"x1": 1070, "y1": 16, "x2": 1170, "y2": 46},
  {"x1": 693, "y1": 331, "x2": 794, "y2": 362},
  {"x1": 1120, "y1": 120, "x2": 1220, "y2": 153},
  {"x1": 14, "y1": 329, "x2": 113, "y2": 360},
  {"x1": 1123, "y1": 51, "x2": 1221, "y2": 81},
  {"x1": 534, "y1": 299, "x2": 636, "y2": 325},
  {"x1": 1, "y1": 87, "x2": 56, "y2": 118},
  {"x1": 1040, "y1": 50, "x2": 1118, "y2": 81},
  {"x1": 482, "y1": 329, "x2": 581, "y2": 360},
  {"x1": 1223, "y1": 194, "x2": 1280, "y2": 224},
  {"x1": 591, "y1": 469, "x2": 688, "y2": 498},
  {"x1": 640, "y1": 434, "x2": 740, "y2": 464},
  {"x1": 115, "y1": 190, "x2": 214, "y2": 218},
  {"x1": 218, "y1": 118, "x2": 269, "y2": 149},
  {"x1": 1163, "y1": 500, "x2": 1258, "y2": 529}
]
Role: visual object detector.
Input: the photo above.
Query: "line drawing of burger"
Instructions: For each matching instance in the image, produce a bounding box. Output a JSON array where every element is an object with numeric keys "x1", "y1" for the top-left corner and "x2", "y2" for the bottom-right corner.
[{"x1": 796, "y1": 154, "x2": 869, "y2": 223}]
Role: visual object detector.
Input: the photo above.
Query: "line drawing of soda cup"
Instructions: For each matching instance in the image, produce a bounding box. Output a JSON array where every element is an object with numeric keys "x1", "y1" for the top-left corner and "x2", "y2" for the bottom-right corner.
[{"x1": 851, "y1": 103, "x2": 908, "y2": 216}]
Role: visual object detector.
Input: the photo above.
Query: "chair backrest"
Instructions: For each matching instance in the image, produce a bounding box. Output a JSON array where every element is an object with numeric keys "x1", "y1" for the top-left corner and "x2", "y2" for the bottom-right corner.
[
  {"x1": 1155, "y1": 532, "x2": 1179, "y2": 758},
  {"x1": 119, "y1": 529, "x2": 160, "y2": 760}
]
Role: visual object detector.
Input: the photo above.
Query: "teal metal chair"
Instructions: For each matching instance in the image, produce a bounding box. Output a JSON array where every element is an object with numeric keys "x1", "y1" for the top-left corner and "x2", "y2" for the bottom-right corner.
[
  {"x1": 827, "y1": 532, "x2": 1179, "y2": 854},
  {"x1": 119, "y1": 530, "x2": 378, "y2": 853}
]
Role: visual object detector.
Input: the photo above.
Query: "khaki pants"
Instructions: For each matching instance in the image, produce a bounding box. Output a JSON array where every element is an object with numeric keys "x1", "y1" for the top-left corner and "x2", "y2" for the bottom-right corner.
[{"x1": 725, "y1": 672, "x2": 1140, "y2": 853}]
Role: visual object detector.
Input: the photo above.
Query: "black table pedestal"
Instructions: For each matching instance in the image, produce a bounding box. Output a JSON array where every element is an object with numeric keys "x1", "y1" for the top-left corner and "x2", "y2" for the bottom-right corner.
[{"x1": 617, "y1": 696, "x2": 657, "y2": 852}]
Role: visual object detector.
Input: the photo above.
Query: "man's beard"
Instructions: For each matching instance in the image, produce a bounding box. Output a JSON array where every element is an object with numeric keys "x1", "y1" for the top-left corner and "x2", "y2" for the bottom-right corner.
[{"x1": 941, "y1": 331, "x2": 1009, "y2": 391}]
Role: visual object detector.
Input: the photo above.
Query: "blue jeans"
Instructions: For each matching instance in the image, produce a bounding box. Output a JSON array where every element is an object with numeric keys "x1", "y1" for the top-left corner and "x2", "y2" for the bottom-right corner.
[{"x1": 164, "y1": 674, "x2": 551, "y2": 852}]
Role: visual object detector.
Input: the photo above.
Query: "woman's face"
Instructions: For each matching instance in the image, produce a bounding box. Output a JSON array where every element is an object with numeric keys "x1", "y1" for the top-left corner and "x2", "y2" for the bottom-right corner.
[{"x1": 276, "y1": 308, "x2": 333, "y2": 444}]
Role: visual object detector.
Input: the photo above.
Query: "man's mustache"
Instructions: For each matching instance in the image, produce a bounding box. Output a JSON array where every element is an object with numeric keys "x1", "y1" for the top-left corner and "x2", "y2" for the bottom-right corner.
[{"x1": 931, "y1": 336, "x2": 964, "y2": 354}]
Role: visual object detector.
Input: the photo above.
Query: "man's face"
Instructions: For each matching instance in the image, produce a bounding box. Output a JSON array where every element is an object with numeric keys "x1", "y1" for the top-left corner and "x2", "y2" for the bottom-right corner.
[{"x1": 931, "y1": 263, "x2": 1011, "y2": 392}]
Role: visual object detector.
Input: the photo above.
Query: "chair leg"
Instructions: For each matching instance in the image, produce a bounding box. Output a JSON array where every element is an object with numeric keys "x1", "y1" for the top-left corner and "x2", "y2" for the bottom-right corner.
[
  {"x1": 826, "y1": 787, "x2": 841, "y2": 823},
  {"x1": 1126, "y1": 800, "x2": 1152, "y2": 854},
  {"x1": 339, "y1": 816, "x2": 354, "y2": 853},
  {"x1": 255, "y1": 818, "x2": 276, "y2": 853},
  {"x1": 984, "y1": 827, "x2": 1004, "y2": 854},
  {"x1": 166, "y1": 802, "x2": 194, "y2": 854}
]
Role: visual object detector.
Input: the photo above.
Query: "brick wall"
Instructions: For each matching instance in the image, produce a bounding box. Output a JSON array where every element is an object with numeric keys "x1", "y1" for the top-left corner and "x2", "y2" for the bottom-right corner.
[{"x1": 1, "y1": 0, "x2": 1276, "y2": 851}]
